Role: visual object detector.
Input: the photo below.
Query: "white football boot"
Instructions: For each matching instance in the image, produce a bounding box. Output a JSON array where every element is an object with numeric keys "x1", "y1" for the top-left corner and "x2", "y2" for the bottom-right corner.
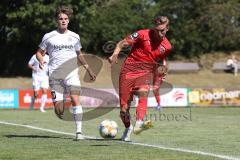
[
  {"x1": 133, "y1": 120, "x2": 153, "y2": 135},
  {"x1": 76, "y1": 132, "x2": 84, "y2": 140},
  {"x1": 121, "y1": 125, "x2": 133, "y2": 142}
]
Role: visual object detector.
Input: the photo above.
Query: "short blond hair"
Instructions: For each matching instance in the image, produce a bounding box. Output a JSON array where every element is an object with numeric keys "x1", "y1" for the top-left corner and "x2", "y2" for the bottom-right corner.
[{"x1": 55, "y1": 5, "x2": 73, "y2": 19}]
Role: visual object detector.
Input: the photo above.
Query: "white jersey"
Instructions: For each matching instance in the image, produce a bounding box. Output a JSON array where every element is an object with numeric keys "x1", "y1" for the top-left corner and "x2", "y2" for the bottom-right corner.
[
  {"x1": 28, "y1": 54, "x2": 49, "y2": 78},
  {"x1": 38, "y1": 30, "x2": 82, "y2": 76}
]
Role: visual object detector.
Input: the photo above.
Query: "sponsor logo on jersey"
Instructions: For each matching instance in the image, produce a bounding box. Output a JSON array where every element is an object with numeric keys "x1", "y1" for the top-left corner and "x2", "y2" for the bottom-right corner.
[
  {"x1": 130, "y1": 32, "x2": 139, "y2": 40},
  {"x1": 53, "y1": 44, "x2": 74, "y2": 50},
  {"x1": 160, "y1": 46, "x2": 166, "y2": 54}
]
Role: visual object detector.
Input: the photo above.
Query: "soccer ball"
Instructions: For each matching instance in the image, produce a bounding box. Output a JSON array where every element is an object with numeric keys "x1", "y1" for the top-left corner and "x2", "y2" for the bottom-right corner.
[{"x1": 99, "y1": 120, "x2": 118, "y2": 139}]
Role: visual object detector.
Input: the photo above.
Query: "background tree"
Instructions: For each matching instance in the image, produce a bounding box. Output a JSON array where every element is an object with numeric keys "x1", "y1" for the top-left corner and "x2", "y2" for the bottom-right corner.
[{"x1": 0, "y1": 0, "x2": 239, "y2": 76}]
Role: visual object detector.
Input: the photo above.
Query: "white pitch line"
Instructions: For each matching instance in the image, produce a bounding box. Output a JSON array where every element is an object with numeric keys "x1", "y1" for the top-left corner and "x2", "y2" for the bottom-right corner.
[
  {"x1": 127, "y1": 142, "x2": 240, "y2": 160},
  {"x1": 0, "y1": 120, "x2": 239, "y2": 160},
  {"x1": 0, "y1": 121, "x2": 97, "y2": 140}
]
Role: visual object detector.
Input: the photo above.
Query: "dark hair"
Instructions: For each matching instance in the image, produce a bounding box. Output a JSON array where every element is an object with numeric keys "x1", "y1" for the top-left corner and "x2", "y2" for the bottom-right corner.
[
  {"x1": 55, "y1": 5, "x2": 73, "y2": 19},
  {"x1": 154, "y1": 16, "x2": 169, "y2": 26}
]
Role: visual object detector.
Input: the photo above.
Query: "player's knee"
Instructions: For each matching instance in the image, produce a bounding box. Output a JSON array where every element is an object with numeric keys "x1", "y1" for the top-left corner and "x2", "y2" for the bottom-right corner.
[
  {"x1": 138, "y1": 90, "x2": 149, "y2": 97},
  {"x1": 153, "y1": 89, "x2": 159, "y2": 95},
  {"x1": 70, "y1": 95, "x2": 80, "y2": 106},
  {"x1": 42, "y1": 89, "x2": 48, "y2": 94},
  {"x1": 120, "y1": 104, "x2": 129, "y2": 113}
]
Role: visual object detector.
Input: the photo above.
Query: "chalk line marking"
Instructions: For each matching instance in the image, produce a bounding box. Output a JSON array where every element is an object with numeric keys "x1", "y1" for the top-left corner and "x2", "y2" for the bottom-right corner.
[{"x1": 0, "y1": 120, "x2": 239, "y2": 160}]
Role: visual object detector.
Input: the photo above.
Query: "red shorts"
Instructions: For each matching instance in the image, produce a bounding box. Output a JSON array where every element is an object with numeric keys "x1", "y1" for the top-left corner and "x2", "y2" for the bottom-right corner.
[{"x1": 119, "y1": 66, "x2": 153, "y2": 107}]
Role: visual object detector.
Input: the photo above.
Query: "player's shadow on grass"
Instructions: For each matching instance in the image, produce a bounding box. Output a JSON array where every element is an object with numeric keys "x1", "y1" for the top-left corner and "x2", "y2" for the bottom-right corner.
[
  {"x1": 5, "y1": 134, "x2": 72, "y2": 139},
  {"x1": 90, "y1": 144, "x2": 110, "y2": 147},
  {"x1": 86, "y1": 138, "x2": 122, "y2": 147},
  {"x1": 85, "y1": 138, "x2": 121, "y2": 141}
]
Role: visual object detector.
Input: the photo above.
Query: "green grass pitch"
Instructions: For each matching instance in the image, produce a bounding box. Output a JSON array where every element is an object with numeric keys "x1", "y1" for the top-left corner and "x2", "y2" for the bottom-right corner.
[{"x1": 0, "y1": 107, "x2": 240, "y2": 160}]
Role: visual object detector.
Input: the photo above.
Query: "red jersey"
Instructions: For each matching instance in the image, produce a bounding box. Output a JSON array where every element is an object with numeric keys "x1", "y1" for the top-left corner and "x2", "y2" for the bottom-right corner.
[
  {"x1": 125, "y1": 29, "x2": 172, "y2": 64},
  {"x1": 119, "y1": 29, "x2": 171, "y2": 106}
]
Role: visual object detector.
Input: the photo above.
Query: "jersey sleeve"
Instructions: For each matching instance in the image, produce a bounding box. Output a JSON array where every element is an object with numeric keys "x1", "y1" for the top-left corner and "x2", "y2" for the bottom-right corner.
[
  {"x1": 28, "y1": 55, "x2": 35, "y2": 65},
  {"x1": 125, "y1": 31, "x2": 142, "y2": 45},
  {"x1": 162, "y1": 38, "x2": 172, "y2": 58},
  {"x1": 38, "y1": 34, "x2": 49, "y2": 50},
  {"x1": 75, "y1": 35, "x2": 82, "y2": 51}
]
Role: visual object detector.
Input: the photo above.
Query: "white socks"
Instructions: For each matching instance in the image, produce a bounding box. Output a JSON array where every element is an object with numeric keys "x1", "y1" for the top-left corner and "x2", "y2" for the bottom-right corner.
[
  {"x1": 40, "y1": 94, "x2": 47, "y2": 109},
  {"x1": 135, "y1": 120, "x2": 143, "y2": 128},
  {"x1": 72, "y1": 105, "x2": 83, "y2": 133}
]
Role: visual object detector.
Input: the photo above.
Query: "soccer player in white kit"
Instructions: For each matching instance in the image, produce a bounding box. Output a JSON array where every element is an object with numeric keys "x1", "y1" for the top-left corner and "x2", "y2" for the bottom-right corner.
[
  {"x1": 28, "y1": 51, "x2": 49, "y2": 112},
  {"x1": 35, "y1": 5, "x2": 96, "y2": 140}
]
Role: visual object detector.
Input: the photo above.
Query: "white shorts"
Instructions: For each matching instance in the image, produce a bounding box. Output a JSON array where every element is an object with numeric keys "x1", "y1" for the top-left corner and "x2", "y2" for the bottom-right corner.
[
  {"x1": 49, "y1": 74, "x2": 81, "y2": 102},
  {"x1": 33, "y1": 76, "x2": 49, "y2": 91}
]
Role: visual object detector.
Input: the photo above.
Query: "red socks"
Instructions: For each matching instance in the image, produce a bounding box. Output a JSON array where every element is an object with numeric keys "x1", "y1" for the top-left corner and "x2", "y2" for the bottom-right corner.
[
  {"x1": 155, "y1": 95, "x2": 160, "y2": 105},
  {"x1": 136, "y1": 97, "x2": 147, "y2": 121}
]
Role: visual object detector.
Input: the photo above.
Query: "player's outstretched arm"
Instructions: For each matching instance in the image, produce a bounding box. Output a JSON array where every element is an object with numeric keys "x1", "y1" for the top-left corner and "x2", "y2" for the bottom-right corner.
[
  {"x1": 77, "y1": 51, "x2": 96, "y2": 81},
  {"x1": 108, "y1": 39, "x2": 129, "y2": 65}
]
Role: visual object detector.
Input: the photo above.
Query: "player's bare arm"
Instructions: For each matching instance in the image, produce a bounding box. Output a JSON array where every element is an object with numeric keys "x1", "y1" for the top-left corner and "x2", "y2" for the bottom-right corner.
[
  {"x1": 158, "y1": 58, "x2": 168, "y2": 79},
  {"x1": 77, "y1": 50, "x2": 96, "y2": 81},
  {"x1": 108, "y1": 39, "x2": 129, "y2": 64},
  {"x1": 36, "y1": 49, "x2": 46, "y2": 69},
  {"x1": 28, "y1": 63, "x2": 36, "y2": 72}
]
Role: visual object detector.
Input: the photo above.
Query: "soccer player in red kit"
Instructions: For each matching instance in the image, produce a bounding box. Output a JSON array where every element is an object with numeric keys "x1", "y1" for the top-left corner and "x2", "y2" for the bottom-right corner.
[{"x1": 109, "y1": 16, "x2": 171, "y2": 141}]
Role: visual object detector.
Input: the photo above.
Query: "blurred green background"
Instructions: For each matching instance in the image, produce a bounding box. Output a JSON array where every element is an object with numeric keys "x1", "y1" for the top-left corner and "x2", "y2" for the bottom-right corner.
[{"x1": 0, "y1": 0, "x2": 240, "y2": 76}]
